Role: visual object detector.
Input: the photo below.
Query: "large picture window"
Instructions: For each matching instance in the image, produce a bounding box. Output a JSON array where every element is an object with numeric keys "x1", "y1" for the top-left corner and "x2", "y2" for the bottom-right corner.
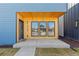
[
  {"x1": 31, "y1": 21, "x2": 55, "y2": 37},
  {"x1": 48, "y1": 22, "x2": 55, "y2": 36},
  {"x1": 31, "y1": 22, "x2": 39, "y2": 36},
  {"x1": 39, "y1": 22, "x2": 47, "y2": 36}
]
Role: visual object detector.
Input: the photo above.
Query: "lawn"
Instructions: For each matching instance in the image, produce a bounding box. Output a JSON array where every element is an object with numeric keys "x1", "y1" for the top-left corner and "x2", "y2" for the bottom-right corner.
[
  {"x1": 0, "y1": 48, "x2": 19, "y2": 56},
  {"x1": 35, "y1": 48, "x2": 79, "y2": 56}
]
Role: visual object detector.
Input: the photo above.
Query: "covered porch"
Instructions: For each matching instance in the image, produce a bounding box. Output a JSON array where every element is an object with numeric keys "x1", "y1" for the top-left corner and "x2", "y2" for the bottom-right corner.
[
  {"x1": 15, "y1": 12, "x2": 70, "y2": 55},
  {"x1": 16, "y1": 12, "x2": 64, "y2": 42}
]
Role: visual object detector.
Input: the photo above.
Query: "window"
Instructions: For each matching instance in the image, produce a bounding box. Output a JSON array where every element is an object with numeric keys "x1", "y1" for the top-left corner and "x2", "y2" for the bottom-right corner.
[
  {"x1": 48, "y1": 22, "x2": 55, "y2": 36},
  {"x1": 39, "y1": 22, "x2": 47, "y2": 36},
  {"x1": 31, "y1": 22, "x2": 39, "y2": 36},
  {"x1": 31, "y1": 21, "x2": 55, "y2": 37}
]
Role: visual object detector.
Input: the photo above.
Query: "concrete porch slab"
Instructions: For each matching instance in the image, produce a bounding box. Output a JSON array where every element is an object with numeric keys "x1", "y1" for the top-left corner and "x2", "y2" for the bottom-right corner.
[{"x1": 13, "y1": 39, "x2": 70, "y2": 48}]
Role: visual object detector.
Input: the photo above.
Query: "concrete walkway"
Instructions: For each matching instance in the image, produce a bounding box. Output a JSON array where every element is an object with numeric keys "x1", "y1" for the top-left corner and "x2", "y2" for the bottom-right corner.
[
  {"x1": 14, "y1": 39, "x2": 70, "y2": 56},
  {"x1": 15, "y1": 47, "x2": 36, "y2": 56}
]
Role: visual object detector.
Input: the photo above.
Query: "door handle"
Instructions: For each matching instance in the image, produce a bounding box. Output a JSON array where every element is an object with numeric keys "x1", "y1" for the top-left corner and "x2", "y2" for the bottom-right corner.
[
  {"x1": 75, "y1": 20, "x2": 78, "y2": 28},
  {"x1": 75, "y1": 21, "x2": 78, "y2": 27}
]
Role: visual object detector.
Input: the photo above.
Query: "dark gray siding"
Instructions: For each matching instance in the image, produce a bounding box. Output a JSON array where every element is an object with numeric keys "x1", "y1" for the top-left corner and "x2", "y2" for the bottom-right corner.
[{"x1": 64, "y1": 4, "x2": 79, "y2": 41}]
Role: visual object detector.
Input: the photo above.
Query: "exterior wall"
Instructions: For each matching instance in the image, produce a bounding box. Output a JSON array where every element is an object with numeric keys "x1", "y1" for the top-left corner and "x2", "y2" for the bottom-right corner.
[
  {"x1": 64, "y1": 3, "x2": 79, "y2": 41},
  {"x1": 23, "y1": 16, "x2": 58, "y2": 40},
  {"x1": 0, "y1": 3, "x2": 66, "y2": 45},
  {"x1": 17, "y1": 13, "x2": 59, "y2": 41}
]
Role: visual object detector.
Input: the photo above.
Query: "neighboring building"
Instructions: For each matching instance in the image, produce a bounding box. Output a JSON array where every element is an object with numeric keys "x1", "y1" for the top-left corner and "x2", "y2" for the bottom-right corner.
[
  {"x1": 0, "y1": 3, "x2": 66, "y2": 45},
  {"x1": 68, "y1": 3, "x2": 77, "y2": 9},
  {"x1": 64, "y1": 3, "x2": 79, "y2": 41}
]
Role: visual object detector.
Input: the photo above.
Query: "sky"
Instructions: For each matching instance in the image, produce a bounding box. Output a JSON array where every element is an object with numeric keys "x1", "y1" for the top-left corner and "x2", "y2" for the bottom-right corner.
[{"x1": 32, "y1": 22, "x2": 54, "y2": 29}]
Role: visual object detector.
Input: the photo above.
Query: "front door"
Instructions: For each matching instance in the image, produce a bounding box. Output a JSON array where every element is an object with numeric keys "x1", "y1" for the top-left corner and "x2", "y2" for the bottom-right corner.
[{"x1": 19, "y1": 20, "x2": 24, "y2": 41}]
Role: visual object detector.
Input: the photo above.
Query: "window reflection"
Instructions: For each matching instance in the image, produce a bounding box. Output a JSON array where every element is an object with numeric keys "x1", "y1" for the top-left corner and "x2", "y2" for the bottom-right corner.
[
  {"x1": 39, "y1": 22, "x2": 47, "y2": 36},
  {"x1": 48, "y1": 22, "x2": 55, "y2": 36},
  {"x1": 31, "y1": 21, "x2": 55, "y2": 37},
  {"x1": 32, "y1": 22, "x2": 38, "y2": 36}
]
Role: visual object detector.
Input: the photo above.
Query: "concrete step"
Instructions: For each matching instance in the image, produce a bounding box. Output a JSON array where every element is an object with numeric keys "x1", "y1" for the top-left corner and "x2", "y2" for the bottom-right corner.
[{"x1": 13, "y1": 39, "x2": 70, "y2": 48}]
